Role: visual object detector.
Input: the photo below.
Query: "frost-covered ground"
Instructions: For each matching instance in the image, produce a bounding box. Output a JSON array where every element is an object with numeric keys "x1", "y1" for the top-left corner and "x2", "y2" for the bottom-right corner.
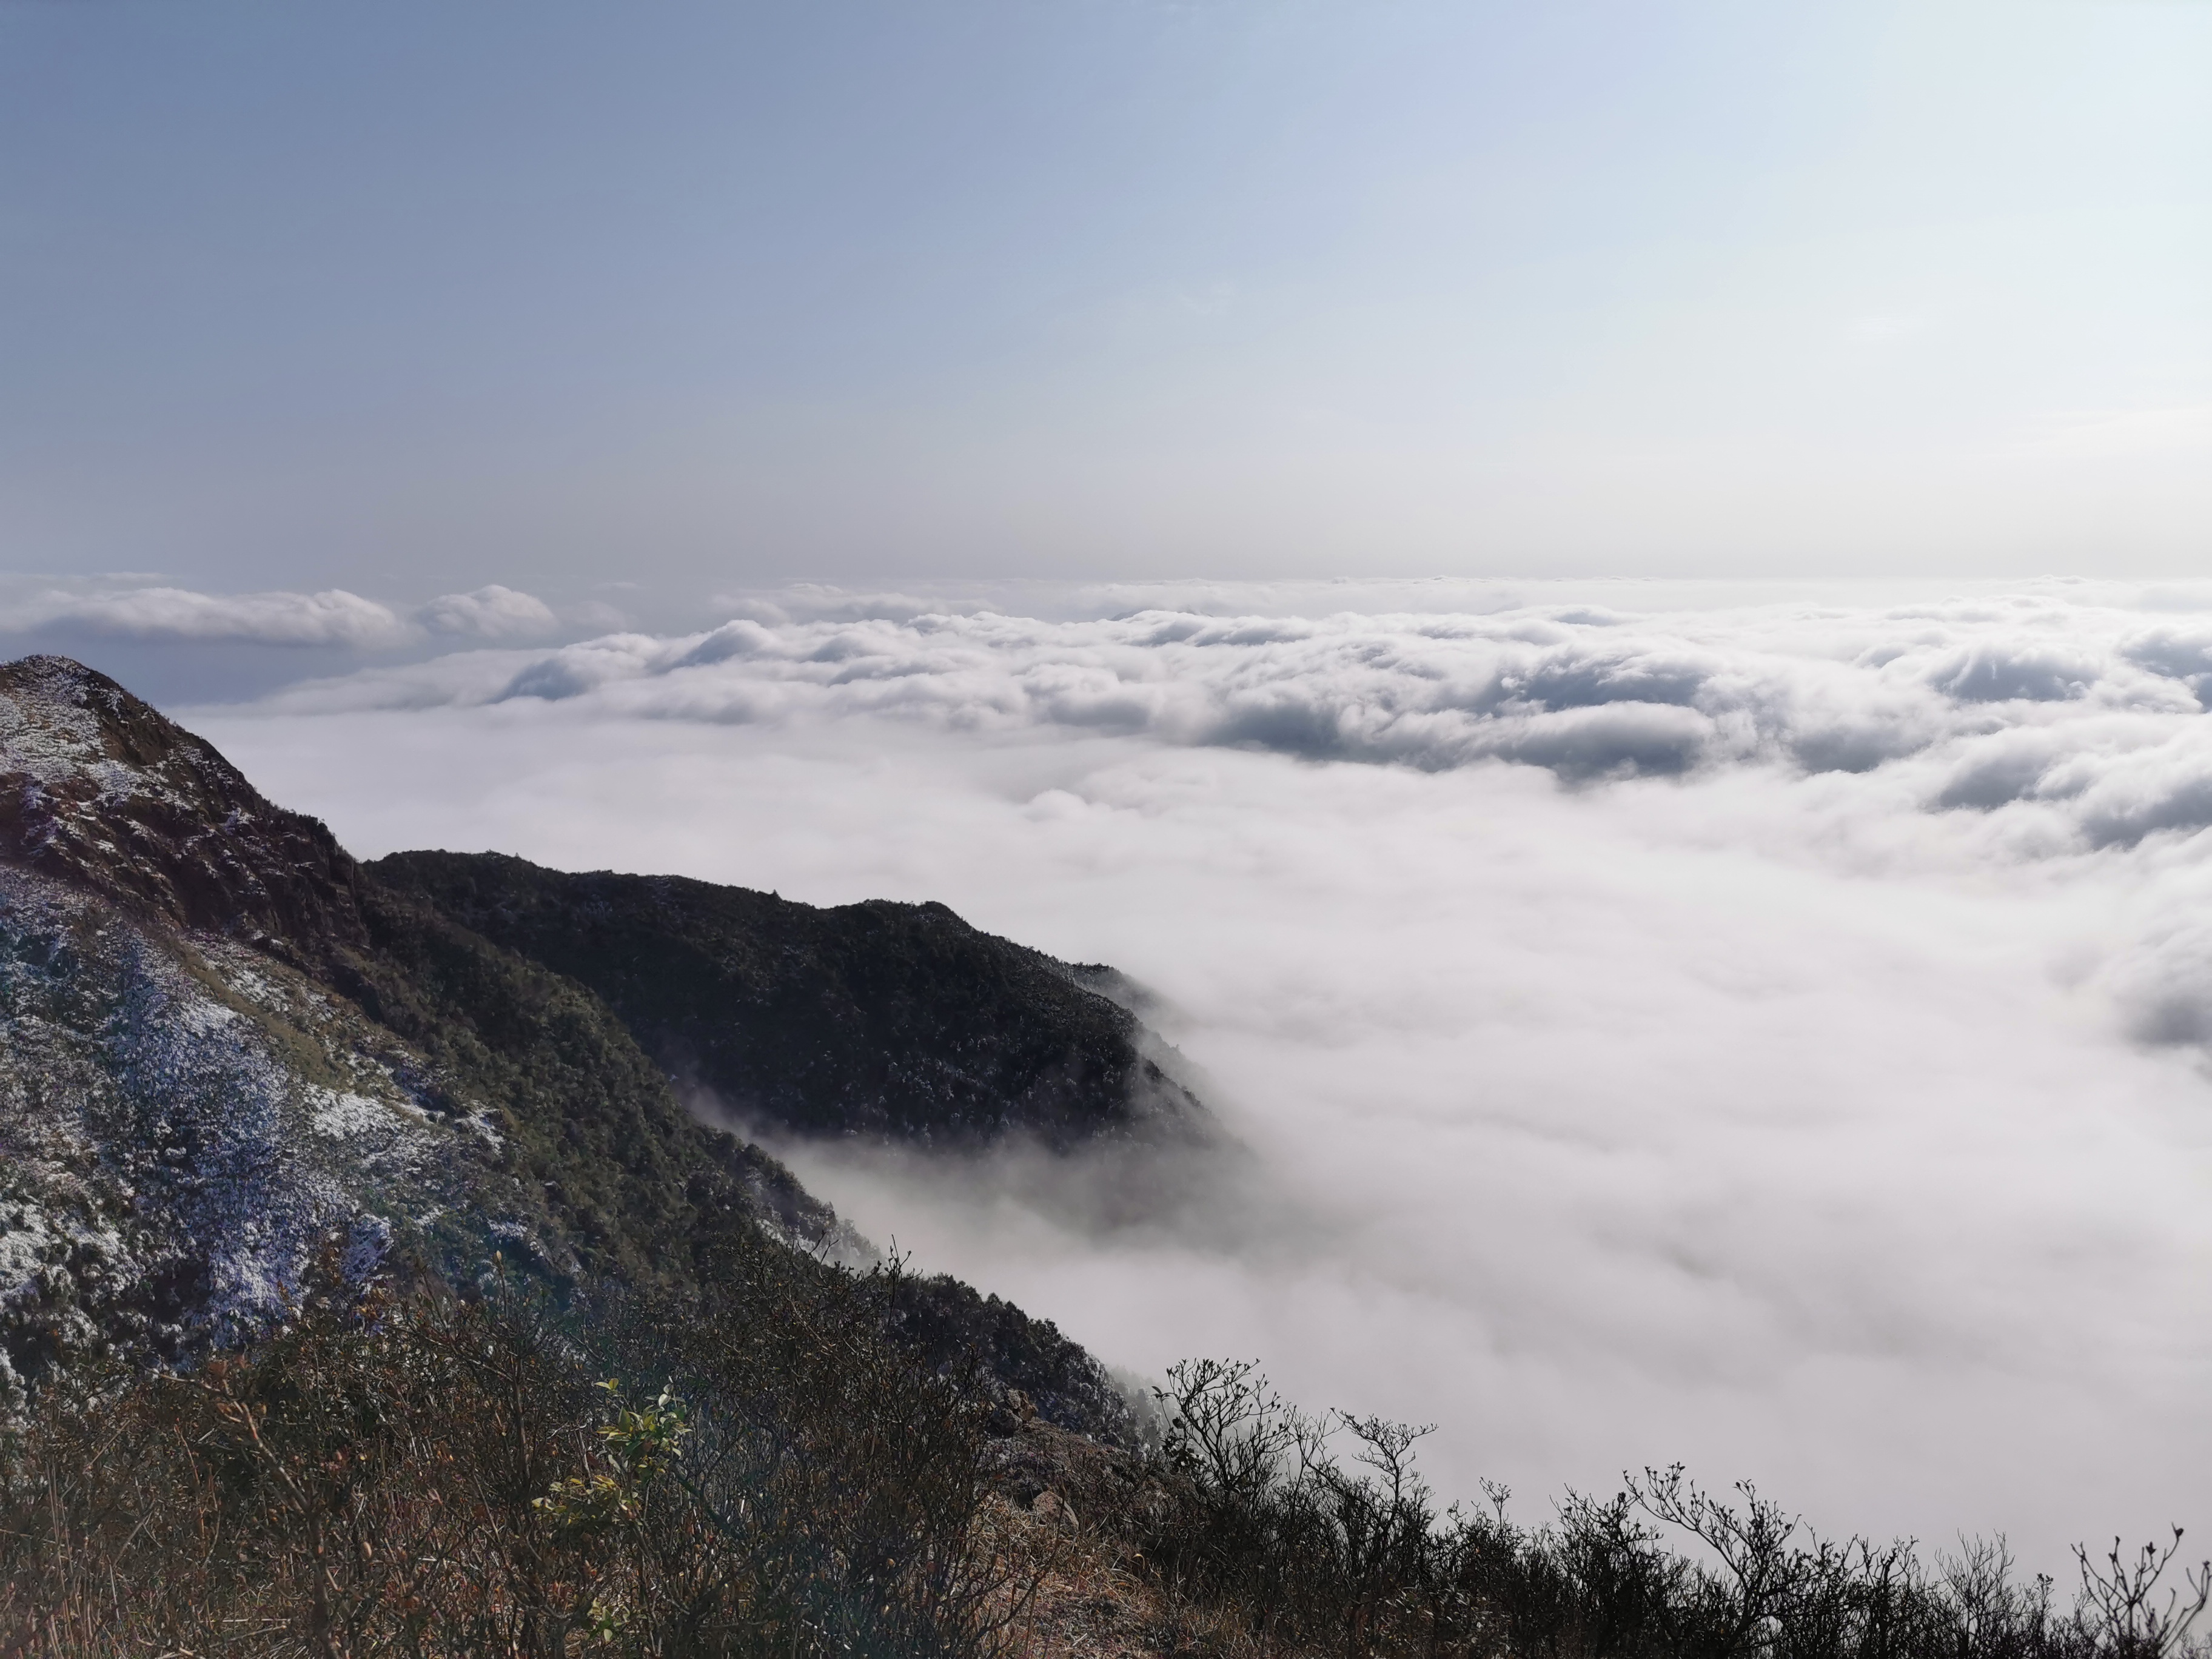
[
  {"x1": 0, "y1": 656, "x2": 521, "y2": 1399},
  {"x1": 195, "y1": 576, "x2": 2212, "y2": 1572},
  {"x1": 0, "y1": 862, "x2": 514, "y2": 1400}
]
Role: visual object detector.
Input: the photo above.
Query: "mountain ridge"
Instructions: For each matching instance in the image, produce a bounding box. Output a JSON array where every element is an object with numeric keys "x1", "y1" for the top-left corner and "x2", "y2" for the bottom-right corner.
[
  {"x1": 369, "y1": 849, "x2": 1209, "y2": 1149},
  {"x1": 1, "y1": 654, "x2": 1191, "y2": 1439}
]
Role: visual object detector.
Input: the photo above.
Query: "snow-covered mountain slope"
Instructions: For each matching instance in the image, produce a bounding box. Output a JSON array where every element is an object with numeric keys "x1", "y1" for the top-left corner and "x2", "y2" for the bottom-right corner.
[
  {"x1": 0, "y1": 862, "x2": 506, "y2": 1403},
  {"x1": 0, "y1": 656, "x2": 844, "y2": 1397}
]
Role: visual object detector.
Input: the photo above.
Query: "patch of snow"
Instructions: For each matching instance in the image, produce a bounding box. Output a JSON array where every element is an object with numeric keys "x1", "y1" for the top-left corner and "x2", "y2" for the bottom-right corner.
[
  {"x1": 341, "y1": 1213, "x2": 393, "y2": 1282},
  {"x1": 307, "y1": 1087, "x2": 403, "y2": 1142}
]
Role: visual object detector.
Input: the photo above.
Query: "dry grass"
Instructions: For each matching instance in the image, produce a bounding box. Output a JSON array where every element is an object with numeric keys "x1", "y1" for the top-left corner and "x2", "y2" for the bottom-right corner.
[
  {"x1": 974, "y1": 1418, "x2": 1281, "y2": 1659},
  {"x1": 979, "y1": 1472, "x2": 1261, "y2": 1659}
]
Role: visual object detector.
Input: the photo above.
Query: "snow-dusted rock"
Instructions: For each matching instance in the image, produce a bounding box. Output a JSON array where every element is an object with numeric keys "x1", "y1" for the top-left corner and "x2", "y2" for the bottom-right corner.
[
  {"x1": 0, "y1": 863, "x2": 509, "y2": 1399},
  {"x1": 0, "y1": 654, "x2": 366, "y2": 960}
]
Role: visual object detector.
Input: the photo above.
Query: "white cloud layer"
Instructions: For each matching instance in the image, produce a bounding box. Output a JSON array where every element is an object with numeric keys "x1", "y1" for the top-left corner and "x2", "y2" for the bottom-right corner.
[
  {"x1": 192, "y1": 579, "x2": 2212, "y2": 1575},
  {"x1": 0, "y1": 582, "x2": 557, "y2": 648},
  {"x1": 263, "y1": 578, "x2": 2212, "y2": 856},
  {"x1": 415, "y1": 585, "x2": 560, "y2": 641},
  {"x1": 10, "y1": 585, "x2": 412, "y2": 648}
]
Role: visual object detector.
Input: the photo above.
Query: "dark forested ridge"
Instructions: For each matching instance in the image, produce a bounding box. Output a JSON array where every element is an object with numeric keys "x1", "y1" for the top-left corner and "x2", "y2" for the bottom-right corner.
[{"x1": 368, "y1": 849, "x2": 1210, "y2": 1148}]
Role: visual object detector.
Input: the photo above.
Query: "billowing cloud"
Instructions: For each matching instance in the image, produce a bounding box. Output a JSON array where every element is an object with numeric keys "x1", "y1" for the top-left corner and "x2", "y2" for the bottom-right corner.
[
  {"x1": 256, "y1": 581, "x2": 2212, "y2": 850},
  {"x1": 192, "y1": 578, "x2": 2212, "y2": 1574},
  {"x1": 7, "y1": 585, "x2": 411, "y2": 648},
  {"x1": 0, "y1": 581, "x2": 561, "y2": 652},
  {"x1": 415, "y1": 585, "x2": 559, "y2": 640}
]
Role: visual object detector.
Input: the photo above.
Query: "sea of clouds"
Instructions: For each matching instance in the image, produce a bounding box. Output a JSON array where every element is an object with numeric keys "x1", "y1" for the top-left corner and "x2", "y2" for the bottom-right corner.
[
  {"x1": 0, "y1": 574, "x2": 560, "y2": 649},
  {"x1": 166, "y1": 576, "x2": 2212, "y2": 1575}
]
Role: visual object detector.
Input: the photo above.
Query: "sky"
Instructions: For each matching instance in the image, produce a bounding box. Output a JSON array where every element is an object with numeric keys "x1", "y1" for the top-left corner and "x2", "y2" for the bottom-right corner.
[
  {"x1": 179, "y1": 574, "x2": 2212, "y2": 1575},
  {"x1": 3, "y1": 0, "x2": 2211, "y2": 625}
]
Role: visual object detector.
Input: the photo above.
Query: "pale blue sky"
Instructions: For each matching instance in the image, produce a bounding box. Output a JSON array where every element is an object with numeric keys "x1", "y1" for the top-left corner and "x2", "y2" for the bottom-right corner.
[{"x1": 3, "y1": 0, "x2": 2209, "y2": 606}]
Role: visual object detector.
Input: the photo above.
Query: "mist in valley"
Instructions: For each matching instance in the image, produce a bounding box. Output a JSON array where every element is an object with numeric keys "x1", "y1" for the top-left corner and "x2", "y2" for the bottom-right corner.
[{"x1": 175, "y1": 578, "x2": 2212, "y2": 1578}]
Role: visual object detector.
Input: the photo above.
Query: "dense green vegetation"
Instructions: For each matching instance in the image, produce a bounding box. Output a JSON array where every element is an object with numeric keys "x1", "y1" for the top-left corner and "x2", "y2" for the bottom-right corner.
[
  {"x1": 338, "y1": 872, "x2": 839, "y2": 1289},
  {"x1": 335, "y1": 874, "x2": 1130, "y2": 1444}
]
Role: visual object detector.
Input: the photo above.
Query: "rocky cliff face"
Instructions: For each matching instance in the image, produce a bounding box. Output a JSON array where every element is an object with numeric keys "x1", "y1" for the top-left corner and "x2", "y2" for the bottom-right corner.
[{"x1": 0, "y1": 655, "x2": 1175, "y2": 1439}]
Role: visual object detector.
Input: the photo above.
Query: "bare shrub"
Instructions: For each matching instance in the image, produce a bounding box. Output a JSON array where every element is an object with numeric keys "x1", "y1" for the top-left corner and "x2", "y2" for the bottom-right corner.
[
  {"x1": 0, "y1": 1236, "x2": 1037, "y2": 1658},
  {"x1": 4, "y1": 1290, "x2": 2204, "y2": 1659},
  {"x1": 1117, "y1": 1359, "x2": 2211, "y2": 1659}
]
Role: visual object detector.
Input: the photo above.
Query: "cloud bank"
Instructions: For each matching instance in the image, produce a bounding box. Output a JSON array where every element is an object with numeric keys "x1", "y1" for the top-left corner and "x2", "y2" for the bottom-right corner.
[
  {"x1": 262, "y1": 579, "x2": 2212, "y2": 857},
  {"x1": 190, "y1": 579, "x2": 2212, "y2": 1576},
  {"x1": 415, "y1": 585, "x2": 560, "y2": 641},
  {"x1": 0, "y1": 582, "x2": 558, "y2": 649}
]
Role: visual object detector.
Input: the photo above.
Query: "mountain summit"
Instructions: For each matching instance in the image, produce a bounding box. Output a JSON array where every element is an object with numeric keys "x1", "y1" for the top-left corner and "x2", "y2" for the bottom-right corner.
[{"x1": 0, "y1": 655, "x2": 366, "y2": 958}]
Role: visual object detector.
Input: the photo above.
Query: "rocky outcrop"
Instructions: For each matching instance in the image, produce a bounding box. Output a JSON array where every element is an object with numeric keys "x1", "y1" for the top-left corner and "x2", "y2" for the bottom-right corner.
[{"x1": 0, "y1": 656, "x2": 365, "y2": 962}]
